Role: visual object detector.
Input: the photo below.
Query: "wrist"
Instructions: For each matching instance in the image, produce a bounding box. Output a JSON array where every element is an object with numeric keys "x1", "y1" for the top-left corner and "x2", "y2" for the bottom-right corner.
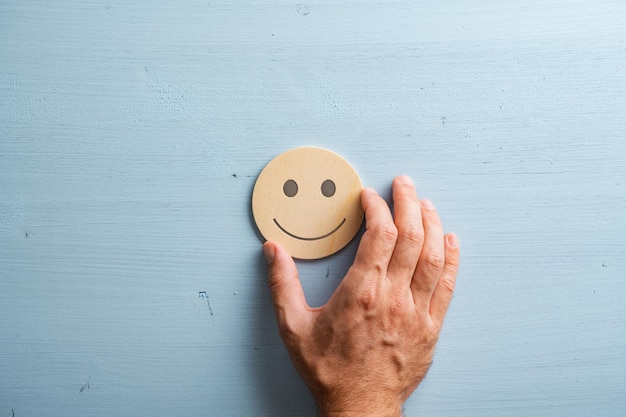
[
  {"x1": 321, "y1": 411, "x2": 402, "y2": 417},
  {"x1": 319, "y1": 400, "x2": 403, "y2": 417}
]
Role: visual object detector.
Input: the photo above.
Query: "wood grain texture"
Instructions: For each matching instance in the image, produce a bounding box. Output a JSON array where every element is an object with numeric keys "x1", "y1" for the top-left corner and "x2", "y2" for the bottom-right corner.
[{"x1": 1, "y1": 0, "x2": 625, "y2": 416}]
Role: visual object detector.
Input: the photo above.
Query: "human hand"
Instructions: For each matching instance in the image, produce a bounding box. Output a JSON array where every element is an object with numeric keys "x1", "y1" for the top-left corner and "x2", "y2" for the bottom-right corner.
[{"x1": 263, "y1": 175, "x2": 460, "y2": 417}]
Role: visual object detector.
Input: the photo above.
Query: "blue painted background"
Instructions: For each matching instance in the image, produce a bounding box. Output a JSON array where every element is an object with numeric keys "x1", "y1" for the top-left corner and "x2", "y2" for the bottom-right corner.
[{"x1": 1, "y1": 1, "x2": 625, "y2": 416}]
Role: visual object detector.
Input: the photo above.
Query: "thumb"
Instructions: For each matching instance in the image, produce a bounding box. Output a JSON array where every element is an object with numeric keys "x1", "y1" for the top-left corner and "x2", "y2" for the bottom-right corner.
[{"x1": 264, "y1": 241, "x2": 309, "y2": 333}]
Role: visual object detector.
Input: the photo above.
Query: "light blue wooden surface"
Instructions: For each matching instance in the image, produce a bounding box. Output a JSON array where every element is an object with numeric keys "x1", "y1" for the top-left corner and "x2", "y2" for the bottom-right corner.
[{"x1": 1, "y1": 1, "x2": 625, "y2": 416}]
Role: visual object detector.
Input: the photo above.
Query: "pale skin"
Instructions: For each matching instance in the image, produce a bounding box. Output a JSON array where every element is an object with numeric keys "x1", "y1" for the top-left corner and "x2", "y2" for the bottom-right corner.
[{"x1": 263, "y1": 175, "x2": 460, "y2": 417}]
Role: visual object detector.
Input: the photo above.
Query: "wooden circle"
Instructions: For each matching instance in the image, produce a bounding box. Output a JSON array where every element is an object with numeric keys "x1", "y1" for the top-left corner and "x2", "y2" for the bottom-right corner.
[{"x1": 252, "y1": 147, "x2": 364, "y2": 259}]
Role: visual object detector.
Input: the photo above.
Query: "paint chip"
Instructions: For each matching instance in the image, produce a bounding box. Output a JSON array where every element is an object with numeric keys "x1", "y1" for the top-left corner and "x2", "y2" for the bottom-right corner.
[{"x1": 297, "y1": 4, "x2": 310, "y2": 15}]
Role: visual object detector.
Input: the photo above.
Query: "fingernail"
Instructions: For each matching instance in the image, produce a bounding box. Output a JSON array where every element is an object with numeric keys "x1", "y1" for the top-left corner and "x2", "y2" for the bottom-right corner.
[
  {"x1": 263, "y1": 243, "x2": 275, "y2": 264},
  {"x1": 397, "y1": 175, "x2": 414, "y2": 186},
  {"x1": 447, "y1": 234, "x2": 459, "y2": 248},
  {"x1": 420, "y1": 199, "x2": 435, "y2": 210}
]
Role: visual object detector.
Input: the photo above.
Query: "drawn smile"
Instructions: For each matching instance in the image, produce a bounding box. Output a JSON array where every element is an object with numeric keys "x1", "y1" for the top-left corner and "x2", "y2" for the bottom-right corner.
[{"x1": 273, "y1": 218, "x2": 346, "y2": 241}]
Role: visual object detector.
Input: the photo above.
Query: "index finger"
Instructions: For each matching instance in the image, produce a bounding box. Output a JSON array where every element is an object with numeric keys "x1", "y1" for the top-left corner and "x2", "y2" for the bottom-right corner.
[
  {"x1": 351, "y1": 187, "x2": 398, "y2": 274},
  {"x1": 386, "y1": 175, "x2": 424, "y2": 284}
]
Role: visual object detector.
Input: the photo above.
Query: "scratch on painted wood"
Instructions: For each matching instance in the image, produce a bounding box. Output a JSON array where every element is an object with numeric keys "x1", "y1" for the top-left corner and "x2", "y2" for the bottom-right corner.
[{"x1": 198, "y1": 291, "x2": 213, "y2": 317}]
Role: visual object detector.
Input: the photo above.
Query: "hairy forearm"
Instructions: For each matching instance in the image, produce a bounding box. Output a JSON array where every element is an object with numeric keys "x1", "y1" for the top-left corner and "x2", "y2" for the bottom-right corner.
[
  {"x1": 318, "y1": 397, "x2": 403, "y2": 417},
  {"x1": 321, "y1": 410, "x2": 402, "y2": 417}
]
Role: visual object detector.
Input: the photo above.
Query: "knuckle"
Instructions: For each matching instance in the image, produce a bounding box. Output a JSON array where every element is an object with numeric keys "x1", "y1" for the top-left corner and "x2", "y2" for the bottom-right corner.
[
  {"x1": 400, "y1": 226, "x2": 424, "y2": 245},
  {"x1": 373, "y1": 223, "x2": 398, "y2": 245},
  {"x1": 423, "y1": 251, "x2": 445, "y2": 273},
  {"x1": 445, "y1": 252, "x2": 461, "y2": 269},
  {"x1": 357, "y1": 285, "x2": 378, "y2": 310},
  {"x1": 440, "y1": 276, "x2": 456, "y2": 295},
  {"x1": 397, "y1": 187, "x2": 419, "y2": 203},
  {"x1": 267, "y1": 272, "x2": 285, "y2": 298},
  {"x1": 423, "y1": 209, "x2": 442, "y2": 226}
]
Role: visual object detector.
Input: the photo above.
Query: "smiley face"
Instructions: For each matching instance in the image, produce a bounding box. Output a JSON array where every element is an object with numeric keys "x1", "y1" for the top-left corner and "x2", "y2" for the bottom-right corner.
[{"x1": 252, "y1": 147, "x2": 364, "y2": 259}]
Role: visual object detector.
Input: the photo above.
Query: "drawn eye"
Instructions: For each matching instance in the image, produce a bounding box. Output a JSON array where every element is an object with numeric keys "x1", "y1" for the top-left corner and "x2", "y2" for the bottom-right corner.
[
  {"x1": 283, "y1": 179, "x2": 298, "y2": 197},
  {"x1": 321, "y1": 179, "x2": 336, "y2": 197}
]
